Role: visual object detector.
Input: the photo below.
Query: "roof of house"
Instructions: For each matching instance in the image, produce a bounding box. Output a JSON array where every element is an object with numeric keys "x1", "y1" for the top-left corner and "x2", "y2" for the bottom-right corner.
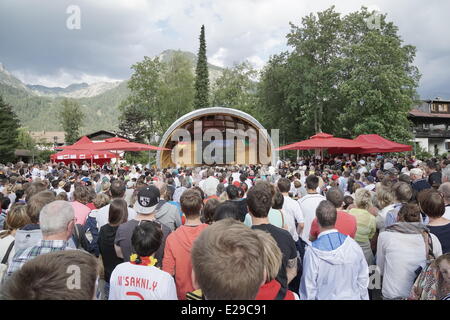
[
  {"x1": 409, "y1": 109, "x2": 450, "y2": 119},
  {"x1": 85, "y1": 130, "x2": 129, "y2": 141},
  {"x1": 30, "y1": 131, "x2": 65, "y2": 144},
  {"x1": 14, "y1": 149, "x2": 32, "y2": 157}
]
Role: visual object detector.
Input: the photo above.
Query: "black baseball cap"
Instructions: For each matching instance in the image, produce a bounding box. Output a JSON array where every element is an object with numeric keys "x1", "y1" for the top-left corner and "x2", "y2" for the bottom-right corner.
[{"x1": 133, "y1": 185, "x2": 160, "y2": 214}]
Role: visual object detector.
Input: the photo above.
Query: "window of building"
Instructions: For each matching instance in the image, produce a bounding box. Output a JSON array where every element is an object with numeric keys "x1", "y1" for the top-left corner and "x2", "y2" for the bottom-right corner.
[
  {"x1": 431, "y1": 124, "x2": 446, "y2": 131},
  {"x1": 423, "y1": 123, "x2": 430, "y2": 130},
  {"x1": 439, "y1": 104, "x2": 449, "y2": 112}
]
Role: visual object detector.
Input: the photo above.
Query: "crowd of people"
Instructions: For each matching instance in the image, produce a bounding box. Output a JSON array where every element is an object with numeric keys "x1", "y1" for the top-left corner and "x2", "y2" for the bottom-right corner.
[{"x1": 0, "y1": 154, "x2": 449, "y2": 300}]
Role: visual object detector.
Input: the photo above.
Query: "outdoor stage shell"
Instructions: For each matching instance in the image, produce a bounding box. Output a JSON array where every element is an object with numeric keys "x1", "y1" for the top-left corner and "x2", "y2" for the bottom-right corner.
[{"x1": 156, "y1": 107, "x2": 276, "y2": 168}]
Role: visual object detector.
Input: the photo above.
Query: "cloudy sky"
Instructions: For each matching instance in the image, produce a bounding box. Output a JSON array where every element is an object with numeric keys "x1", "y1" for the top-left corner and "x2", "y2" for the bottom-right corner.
[{"x1": 0, "y1": 0, "x2": 449, "y2": 99}]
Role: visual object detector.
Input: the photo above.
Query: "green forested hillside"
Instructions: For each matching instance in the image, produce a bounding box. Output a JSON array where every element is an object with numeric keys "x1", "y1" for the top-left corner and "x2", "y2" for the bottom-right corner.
[{"x1": 0, "y1": 81, "x2": 130, "y2": 133}]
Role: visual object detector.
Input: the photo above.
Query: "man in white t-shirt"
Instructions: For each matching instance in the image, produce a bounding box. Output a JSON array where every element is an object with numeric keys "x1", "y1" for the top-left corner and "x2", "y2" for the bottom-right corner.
[
  {"x1": 96, "y1": 180, "x2": 137, "y2": 229},
  {"x1": 297, "y1": 175, "x2": 326, "y2": 245},
  {"x1": 357, "y1": 160, "x2": 368, "y2": 175},
  {"x1": 31, "y1": 165, "x2": 40, "y2": 180},
  {"x1": 277, "y1": 178, "x2": 304, "y2": 243},
  {"x1": 109, "y1": 221, "x2": 177, "y2": 300}
]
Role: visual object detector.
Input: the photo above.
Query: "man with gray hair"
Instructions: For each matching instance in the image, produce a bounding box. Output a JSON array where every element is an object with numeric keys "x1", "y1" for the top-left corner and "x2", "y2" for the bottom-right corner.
[
  {"x1": 6, "y1": 201, "x2": 75, "y2": 277},
  {"x1": 410, "y1": 168, "x2": 431, "y2": 194},
  {"x1": 438, "y1": 182, "x2": 450, "y2": 220},
  {"x1": 300, "y1": 200, "x2": 369, "y2": 300}
]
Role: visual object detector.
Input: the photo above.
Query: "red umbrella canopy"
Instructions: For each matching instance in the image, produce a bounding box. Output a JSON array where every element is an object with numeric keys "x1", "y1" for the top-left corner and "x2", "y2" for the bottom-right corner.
[
  {"x1": 277, "y1": 132, "x2": 370, "y2": 151},
  {"x1": 327, "y1": 134, "x2": 412, "y2": 154},
  {"x1": 59, "y1": 136, "x2": 169, "y2": 152},
  {"x1": 50, "y1": 148, "x2": 116, "y2": 161},
  {"x1": 58, "y1": 136, "x2": 96, "y2": 150},
  {"x1": 354, "y1": 134, "x2": 412, "y2": 153},
  {"x1": 90, "y1": 137, "x2": 169, "y2": 152}
]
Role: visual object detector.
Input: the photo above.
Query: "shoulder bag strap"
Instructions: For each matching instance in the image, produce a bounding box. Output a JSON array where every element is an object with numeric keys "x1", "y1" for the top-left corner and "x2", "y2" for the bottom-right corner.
[
  {"x1": 2, "y1": 240, "x2": 15, "y2": 264},
  {"x1": 422, "y1": 232, "x2": 435, "y2": 261},
  {"x1": 73, "y1": 224, "x2": 82, "y2": 249}
]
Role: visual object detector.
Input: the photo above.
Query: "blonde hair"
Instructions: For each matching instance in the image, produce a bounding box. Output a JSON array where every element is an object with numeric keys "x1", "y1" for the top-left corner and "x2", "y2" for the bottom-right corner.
[
  {"x1": 355, "y1": 188, "x2": 373, "y2": 210},
  {"x1": 0, "y1": 203, "x2": 31, "y2": 239},
  {"x1": 93, "y1": 193, "x2": 110, "y2": 209},
  {"x1": 55, "y1": 192, "x2": 68, "y2": 201},
  {"x1": 254, "y1": 229, "x2": 281, "y2": 282},
  {"x1": 376, "y1": 185, "x2": 394, "y2": 209},
  {"x1": 191, "y1": 219, "x2": 265, "y2": 300}
]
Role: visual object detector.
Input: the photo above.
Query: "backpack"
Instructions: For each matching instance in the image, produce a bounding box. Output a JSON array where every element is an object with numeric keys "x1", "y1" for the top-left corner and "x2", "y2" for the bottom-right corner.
[
  {"x1": 72, "y1": 224, "x2": 91, "y2": 253},
  {"x1": 409, "y1": 231, "x2": 439, "y2": 300}
]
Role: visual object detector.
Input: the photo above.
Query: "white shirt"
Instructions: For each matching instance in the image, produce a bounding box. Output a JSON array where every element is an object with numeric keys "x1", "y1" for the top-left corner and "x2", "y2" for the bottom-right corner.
[
  {"x1": 174, "y1": 177, "x2": 181, "y2": 188},
  {"x1": 0, "y1": 235, "x2": 15, "y2": 265},
  {"x1": 282, "y1": 195, "x2": 304, "y2": 242},
  {"x1": 444, "y1": 206, "x2": 450, "y2": 220},
  {"x1": 96, "y1": 203, "x2": 137, "y2": 229},
  {"x1": 297, "y1": 193, "x2": 326, "y2": 244},
  {"x1": 31, "y1": 168, "x2": 40, "y2": 178},
  {"x1": 54, "y1": 187, "x2": 65, "y2": 195},
  {"x1": 109, "y1": 262, "x2": 177, "y2": 300},
  {"x1": 358, "y1": 167, "x2": 368, "y2": 175},
  {"x1": 376, "y1": 204, "x2": 395, "y2": 232},
  {"x1": 376, "y1": 231, "x2": 442, "y2": 299},
  {"x1": 364, "y1": 184, "x2": 376, "y2": 192},
  {"x1": 124, "y1": 189, "x2": 134, "y2": 207}
]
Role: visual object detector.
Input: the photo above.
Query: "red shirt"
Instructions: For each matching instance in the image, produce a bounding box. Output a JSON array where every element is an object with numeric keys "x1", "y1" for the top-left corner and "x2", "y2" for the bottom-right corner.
[
  {"x1": 255, "y1": 280, "x2": 296, "y2": 300},
  {"x1": 86, "y1": 203, "x2": 96, "y2": 211},
  {"x1": 310, "y1": 210, "x2": 357, "y2": 240}
]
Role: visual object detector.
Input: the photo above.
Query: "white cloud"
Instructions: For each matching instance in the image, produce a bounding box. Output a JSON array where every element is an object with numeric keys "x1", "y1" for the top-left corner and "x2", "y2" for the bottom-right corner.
[
  {"x1": 209, "y1": 47, "x2": 228, "y2": 68},
  {"x1": 13, "y1": 69, "x2": 122, "y2": 88}
]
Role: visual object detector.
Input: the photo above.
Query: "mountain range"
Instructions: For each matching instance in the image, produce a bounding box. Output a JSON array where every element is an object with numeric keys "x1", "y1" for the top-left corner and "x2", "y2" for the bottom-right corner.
[{"x1": 0, "y1": 50, "x2": 224, "y2": 135}]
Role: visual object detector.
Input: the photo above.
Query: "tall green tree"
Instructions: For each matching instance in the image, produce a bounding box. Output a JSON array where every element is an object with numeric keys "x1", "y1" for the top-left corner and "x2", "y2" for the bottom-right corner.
[
  {"x1": 119, "y1": 56, "x2": 163, "y2": 142},
  {"x1": 257, "y1": 6, "x2": 420, "y2": 145},
  {"x1": 158, "y1": 51, "x2": 195, "y2": 130},
  {"x1": 59, "y1": 98, "x2": 85, "y2": 145},
  {"x1": 194, "y1": 25, "x2": 210, "y2": 109},
  {"x1": 211, "y1": 61, "x2": 258, "y2": 114},
  {"x1": 16, "y1": 127, "x2": 36, "y2": 151},
  {"x1": 0, "y1": 95, "x2": 20, "y2": 162},
  {"x1": 119, "y1": 52, "x2": 195, "y2": 142}
]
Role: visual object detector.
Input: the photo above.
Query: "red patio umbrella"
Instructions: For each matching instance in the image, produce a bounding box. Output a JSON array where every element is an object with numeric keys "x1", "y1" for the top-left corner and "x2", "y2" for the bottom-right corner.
[
  {"x1": 88, "y1": 137, "x2": 169, "y2": 152},
  {"x1": 50, "y1": 148, "x2": 116, "y2": 162},
  {"x1": 328, "y1": 134, "x2": 412, "y2": 154},
  {"x1": 277, "y1": 132, "x2": 371, "y2": 151},
  {"x1": 53, "y1": 136, "x2": 119, "y2": 166},
  {"x1": 61, "y1": 137, "x2": 169, "y2": 152}
]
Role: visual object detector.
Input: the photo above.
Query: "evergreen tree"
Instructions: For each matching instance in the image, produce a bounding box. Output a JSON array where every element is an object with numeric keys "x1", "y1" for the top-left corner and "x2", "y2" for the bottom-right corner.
[
  {"x1": 0, "y1": 95, "x2": 20, "y2": 162},
  {"x1": 194, "y1": 25, "x2": 210, "y2": 109},
  {"x1": 59, "y1": 98, "x2": 85, "y2": 145}
]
